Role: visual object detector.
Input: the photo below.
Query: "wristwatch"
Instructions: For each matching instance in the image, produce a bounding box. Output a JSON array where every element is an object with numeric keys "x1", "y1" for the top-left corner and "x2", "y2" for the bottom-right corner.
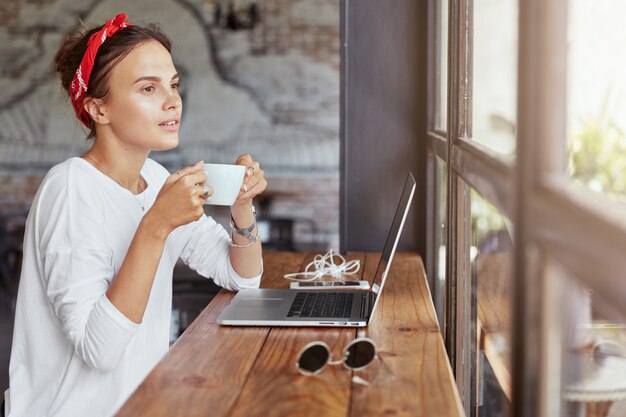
[{"x1": 230, "y1": 205, "x2": 257, "y2": 244}]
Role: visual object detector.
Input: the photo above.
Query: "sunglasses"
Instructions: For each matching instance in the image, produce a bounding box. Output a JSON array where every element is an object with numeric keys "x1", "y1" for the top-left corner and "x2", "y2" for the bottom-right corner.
[
  {"x1": 591, "y1": 340, "x2": 625, "y2": 365},
  {"x1": 295, "y1": 337, "x2": 378, "y2": 376}
]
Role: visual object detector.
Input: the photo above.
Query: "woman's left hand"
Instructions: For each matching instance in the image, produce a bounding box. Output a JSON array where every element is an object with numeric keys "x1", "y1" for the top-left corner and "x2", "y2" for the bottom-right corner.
[{"x1": 233, "y1": 154, "x2": 267, "y2": 208}]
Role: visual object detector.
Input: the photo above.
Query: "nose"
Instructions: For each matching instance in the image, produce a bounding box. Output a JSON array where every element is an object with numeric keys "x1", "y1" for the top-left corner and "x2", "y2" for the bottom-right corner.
[{"x1": 163, "y1": 89, "x2": 182, "y2": 111}]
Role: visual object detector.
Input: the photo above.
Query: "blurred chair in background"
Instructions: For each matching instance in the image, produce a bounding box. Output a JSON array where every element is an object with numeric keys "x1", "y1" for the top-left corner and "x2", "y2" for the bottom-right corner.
[
  {"x1": 170, "y1": 262, "x2": 223, "y2": 343},
  {"x1": 0, "y1": 211, "x2": 27, "y2": 314}
]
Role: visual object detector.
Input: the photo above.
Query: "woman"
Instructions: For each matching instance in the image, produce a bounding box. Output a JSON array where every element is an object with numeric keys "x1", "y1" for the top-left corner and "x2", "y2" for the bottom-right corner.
[{"x1": 7, "y1": 14, "x2": 265, "y2": 417}]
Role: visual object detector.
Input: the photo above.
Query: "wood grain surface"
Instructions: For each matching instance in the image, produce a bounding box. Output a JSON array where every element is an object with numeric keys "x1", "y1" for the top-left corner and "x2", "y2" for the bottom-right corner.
[{"x1": 115, "y1": 252, "x2": 463, "y2": 417}]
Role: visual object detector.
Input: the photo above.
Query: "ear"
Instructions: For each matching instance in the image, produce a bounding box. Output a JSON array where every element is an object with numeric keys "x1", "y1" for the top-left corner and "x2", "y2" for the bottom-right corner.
[{"x1": 83, "y1": 97, "x2": 111, "y2": 126}]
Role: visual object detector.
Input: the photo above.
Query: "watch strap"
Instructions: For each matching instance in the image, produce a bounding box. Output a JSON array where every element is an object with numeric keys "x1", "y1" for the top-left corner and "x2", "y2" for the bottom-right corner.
[{"x1": 230, "y1": 205, "x2": 257, "y2": 244}]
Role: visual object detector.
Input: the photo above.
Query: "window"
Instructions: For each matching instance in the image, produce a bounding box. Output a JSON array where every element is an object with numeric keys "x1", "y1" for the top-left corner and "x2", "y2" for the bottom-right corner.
[
  {"x1": 473, "y1": 0, "x2": 517, "y2": 156},
  {"x1": 434, "y1": 0, "x2": 449, "y2": 132},
  {"x1": 567, "y1": 0, "x2": 626, "y2": 203},
  {"x1": 427, "y1": 0, "x2": 626, "y2": 415},
  {"x1": 472, "y1": 191, "x2": 513, "y2": 415},
  {"x1": 547, "y1": 262, "x2": 626, "y2": 417},
  {"x1": 433, "y1": 158, "x2": 448, "y2": 329}
]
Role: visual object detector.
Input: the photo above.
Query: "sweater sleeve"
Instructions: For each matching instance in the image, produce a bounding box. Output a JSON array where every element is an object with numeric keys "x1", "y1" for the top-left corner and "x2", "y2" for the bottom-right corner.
[
  {"x1": 43, "y1": 249, "x2": 139, "y2": 372},
  {"x1": 38, "y1": 164, "x2": 139, "y2": 372},
  {"x1": 178, "y1": 214, "x2": 262, "y2": 291}
]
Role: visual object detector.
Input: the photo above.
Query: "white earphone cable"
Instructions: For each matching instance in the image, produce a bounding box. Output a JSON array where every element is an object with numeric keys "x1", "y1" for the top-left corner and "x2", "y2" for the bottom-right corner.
[{"x1": 283, "y1": 249, "x2": 361, "y2": 282}]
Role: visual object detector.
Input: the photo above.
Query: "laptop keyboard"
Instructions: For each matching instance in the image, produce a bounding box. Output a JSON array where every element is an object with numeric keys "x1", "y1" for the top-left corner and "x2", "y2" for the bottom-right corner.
[{"x1": 287, "y1": 292, "x2": 354, "y2": 318}]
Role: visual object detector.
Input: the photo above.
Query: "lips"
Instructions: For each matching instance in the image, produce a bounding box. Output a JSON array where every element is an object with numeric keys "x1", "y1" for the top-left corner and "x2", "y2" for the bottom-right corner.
[
  {"x1": 159, "y1": 118, "x2": 179, "y2": 126},
  {"x1": 159, "y1": 118, "x2": 180, "y2": 131}
]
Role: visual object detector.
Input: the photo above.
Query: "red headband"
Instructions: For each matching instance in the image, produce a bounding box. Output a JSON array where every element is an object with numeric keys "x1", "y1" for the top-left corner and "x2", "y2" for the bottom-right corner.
[{"x1": 70, "y1": 13, "x2": 134, "y2": 128}]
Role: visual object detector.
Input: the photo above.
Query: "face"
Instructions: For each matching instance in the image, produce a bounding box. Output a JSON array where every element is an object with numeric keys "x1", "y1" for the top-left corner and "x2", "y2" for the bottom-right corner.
[{"x1": 96, "y1": 40, "x2": 182, "y2": 151}]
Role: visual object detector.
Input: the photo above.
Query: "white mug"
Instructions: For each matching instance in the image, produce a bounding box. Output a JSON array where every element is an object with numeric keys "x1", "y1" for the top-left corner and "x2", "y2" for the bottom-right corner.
[{"x1": 202, "y1": 163, "x2": 246, "y2": 206}]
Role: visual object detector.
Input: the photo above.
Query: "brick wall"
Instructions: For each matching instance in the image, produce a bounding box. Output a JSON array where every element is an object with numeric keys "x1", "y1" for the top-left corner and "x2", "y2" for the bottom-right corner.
[
  {"x1": 0, "y1": 174, "x2": 42, "y2": 215},
  {"x1": 0, "y1": 0, "x2": 20, "y2": 27},
  {"x1": 0, "y1": 172, "x2": 339, "y2": 250},
  {"x1": 262, "y1": 174, "x2": 339, "y2": 249},
  {"x1": 249, "y1": 0, "x2": 340, "y2": 69},
  {"x1": 0, "y1": 0, "x2": 340, "y2": 251}
]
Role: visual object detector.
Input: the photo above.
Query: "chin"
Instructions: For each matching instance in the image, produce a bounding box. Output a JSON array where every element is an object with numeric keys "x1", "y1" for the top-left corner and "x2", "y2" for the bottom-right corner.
[{"x1": 154, "y1": 136, "x2": 179, "y2": 151}]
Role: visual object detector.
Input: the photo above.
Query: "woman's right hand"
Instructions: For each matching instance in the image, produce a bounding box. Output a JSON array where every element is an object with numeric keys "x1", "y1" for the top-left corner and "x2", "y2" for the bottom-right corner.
[{"x1": 146, "y1": 161, "x2": 210, "y2": 237}]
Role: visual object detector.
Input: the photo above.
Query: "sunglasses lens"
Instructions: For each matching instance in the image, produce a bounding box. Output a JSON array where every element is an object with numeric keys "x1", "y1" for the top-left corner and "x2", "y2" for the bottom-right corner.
[
  {"x1": 592, "y1": 340, "x2": 625, "y2": 364},
  {"x1": 344, "y1": 340, "x2": 376, "y2": 370},
  {"x1": 297, "y1": 344, "x2": 330, "y2": 374}
]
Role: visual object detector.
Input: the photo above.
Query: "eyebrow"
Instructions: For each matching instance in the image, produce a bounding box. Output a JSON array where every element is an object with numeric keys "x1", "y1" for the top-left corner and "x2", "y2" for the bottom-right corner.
[{"x1": 133, "y1": 74, "x2": 180, "y2": 84}]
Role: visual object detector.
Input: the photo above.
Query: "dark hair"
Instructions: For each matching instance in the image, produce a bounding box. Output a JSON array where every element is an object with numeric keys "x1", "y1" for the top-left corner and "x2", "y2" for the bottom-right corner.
[{"x1": 54, "y1": 22, "x2": 171, "y2": 137}]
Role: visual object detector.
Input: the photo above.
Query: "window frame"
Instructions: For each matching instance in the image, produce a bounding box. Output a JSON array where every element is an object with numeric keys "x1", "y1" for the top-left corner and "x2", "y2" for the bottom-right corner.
[{"x1": 427, "y1": 0, "x2": 626, "y2": 415}]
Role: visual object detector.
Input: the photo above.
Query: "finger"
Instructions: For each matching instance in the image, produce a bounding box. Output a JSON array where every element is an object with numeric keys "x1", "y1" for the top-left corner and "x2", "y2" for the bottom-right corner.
[
  {"x1": 165, "y1": 165, "x2": 203, "y2": 185},
  {"x1": 242, "y1": 170, "x2": 262, "y2": 191},
  {"x1": 241, "y1": 178, "x2": 257, "y2": 193},
  {"x1": 239, "y1": 183, "x2": 265, "y2": 202},
  {"x1": 243, "y1": 162, "x2": 261, "y2": 179},
  {"x1": 199, "y1": 185, "x2": 214, "y2": 200},
  {"x1": 164, "y1": 172, "x2": 180, "y2": 185},
  {"x1": 168, "y1": 162, "x2": 203, "y2": 185},
  {"x1": 180, "y1": 170, "x2": 208, "y2": 186},
  {"x1": 235, "y1": 155, "x2": 254, "y2": 171},
  {"x1": 195, "y1": 182, "x2": 213, "y2": 197},
  {"x1": 243, "y1": 167, "x2": 264, "y2": 189},
  {"x1": 235, "y1": 153, "x2": 253, "y2": 164},
  {"x1": 176, "y1": 161, "x2": 205, "y2": 178},
  {"x1": 238, "y1": 178, "x2": 267, "y2": 200}
]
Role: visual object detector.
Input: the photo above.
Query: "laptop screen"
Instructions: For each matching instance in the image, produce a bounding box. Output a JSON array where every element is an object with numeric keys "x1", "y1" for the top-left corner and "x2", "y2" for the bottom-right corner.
[{"x1": 369, "y1": 173, "x2": 416, "y2": 314}]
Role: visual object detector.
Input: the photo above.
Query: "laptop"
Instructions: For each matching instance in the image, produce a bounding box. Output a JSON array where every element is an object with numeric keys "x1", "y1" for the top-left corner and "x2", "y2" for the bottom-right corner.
[{"x1": 217, "y1": 172, "x2": 416, "y2": 327}]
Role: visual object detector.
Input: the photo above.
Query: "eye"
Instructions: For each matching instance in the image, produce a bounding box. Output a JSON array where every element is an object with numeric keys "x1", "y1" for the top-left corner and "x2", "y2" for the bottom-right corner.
[
  {"x1": 143, "y1": 85, "x2": 155, "y2": 92},
  {"x1": 171, "y1": 82, "x2": 179, "y2": 90}
]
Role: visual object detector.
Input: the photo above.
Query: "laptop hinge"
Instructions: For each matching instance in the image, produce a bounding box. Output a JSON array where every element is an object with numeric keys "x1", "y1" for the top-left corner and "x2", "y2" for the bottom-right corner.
[{"x1": 360, "y1": 292, "x2": 372, "y2": 319}]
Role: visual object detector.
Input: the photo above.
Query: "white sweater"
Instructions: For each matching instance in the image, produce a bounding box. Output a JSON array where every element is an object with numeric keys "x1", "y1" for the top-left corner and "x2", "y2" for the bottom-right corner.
[{"x1": 8, "y1": 157, "x2": 261, "y2": 417}]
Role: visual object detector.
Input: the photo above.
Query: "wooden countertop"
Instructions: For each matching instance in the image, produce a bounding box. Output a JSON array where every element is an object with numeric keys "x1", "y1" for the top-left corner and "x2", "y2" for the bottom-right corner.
[{"x1": 115, "y1": 252, "x2": 464, "y2": 417}]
